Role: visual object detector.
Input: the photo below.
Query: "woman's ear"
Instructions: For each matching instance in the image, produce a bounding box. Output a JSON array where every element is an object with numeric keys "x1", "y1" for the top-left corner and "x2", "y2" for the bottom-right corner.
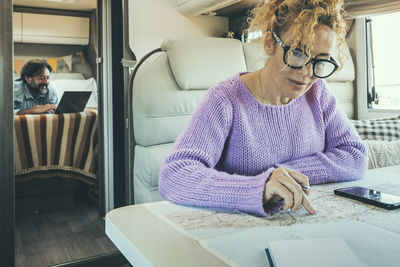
[{"x1": 264, "y1": 32, "x2": 276, "y2": 56}]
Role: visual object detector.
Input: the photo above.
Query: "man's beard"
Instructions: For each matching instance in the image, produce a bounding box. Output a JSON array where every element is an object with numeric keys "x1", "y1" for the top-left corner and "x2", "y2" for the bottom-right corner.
[{"x1": 28, "y1": 80, "x2": 47, "y2": 94}]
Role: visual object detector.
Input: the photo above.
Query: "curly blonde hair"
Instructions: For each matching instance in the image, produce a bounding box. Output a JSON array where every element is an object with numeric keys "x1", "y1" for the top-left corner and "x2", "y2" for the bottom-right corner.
[{"x1": 249, "y1": 0, "x2": 347, "y2": 66}]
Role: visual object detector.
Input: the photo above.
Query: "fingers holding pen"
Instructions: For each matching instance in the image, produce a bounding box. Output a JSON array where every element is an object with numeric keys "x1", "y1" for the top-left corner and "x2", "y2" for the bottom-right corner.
[
  {"x1": 275, "y1": 174, "x2": 303, "y2": 212},
  {"x1": 264, "y1": 167, "x2": 316, "y2": 214},
  {"x1": 283, "y1": 168, "x2": 311, "y2": 196},
  {"x1": 265, "y1": 179, "x2": 294, "y2": 211}
]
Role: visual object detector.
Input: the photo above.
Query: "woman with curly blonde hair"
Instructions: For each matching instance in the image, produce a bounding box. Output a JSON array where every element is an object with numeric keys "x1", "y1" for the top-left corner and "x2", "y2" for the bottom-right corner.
[{"x1": 159, "y1": 0, "x2": 367, "y2": 216}]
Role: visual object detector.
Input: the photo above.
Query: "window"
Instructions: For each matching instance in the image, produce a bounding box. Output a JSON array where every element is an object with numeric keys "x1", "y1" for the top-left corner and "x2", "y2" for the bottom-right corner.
[
  {"x1": 367, "y1": 12, "x2": 400, "y2": 110},
  {"x1": 241, "y1": 30, "x2": 262, "y2": 43}
]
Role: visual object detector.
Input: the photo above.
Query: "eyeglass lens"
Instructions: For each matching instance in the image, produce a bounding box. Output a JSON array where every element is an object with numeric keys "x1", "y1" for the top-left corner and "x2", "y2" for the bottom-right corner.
[{"x1": 284, "y1": 49, "x2": 336, "y2": 78}]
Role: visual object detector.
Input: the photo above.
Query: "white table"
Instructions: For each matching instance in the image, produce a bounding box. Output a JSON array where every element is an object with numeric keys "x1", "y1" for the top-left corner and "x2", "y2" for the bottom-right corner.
[{"x1": 106, "y1": 165, "x2": 400, "y2": 267}]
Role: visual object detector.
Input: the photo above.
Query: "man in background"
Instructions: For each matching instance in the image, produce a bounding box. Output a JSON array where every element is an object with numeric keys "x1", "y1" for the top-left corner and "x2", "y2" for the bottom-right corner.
[{"x1": 14, "y1": 59, "x2": 58, "y2": 114}]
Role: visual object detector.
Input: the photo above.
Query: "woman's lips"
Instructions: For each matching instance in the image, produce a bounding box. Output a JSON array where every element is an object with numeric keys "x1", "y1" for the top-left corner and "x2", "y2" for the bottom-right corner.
[{"x1": 288, "y1": 78, "x2": 306, "y2": 90}]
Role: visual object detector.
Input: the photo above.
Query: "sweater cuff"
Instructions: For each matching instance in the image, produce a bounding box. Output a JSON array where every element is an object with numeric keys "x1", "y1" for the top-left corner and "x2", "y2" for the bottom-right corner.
[
  {"x1": 263, "y1": 199, "x2": 284, "y2": 216},
  {"x1": 252, "y1": 167, "x2": 279, "y2": 217},
  {"x1": 258, "y1": 167, "x2": 284, "y2": 217}
]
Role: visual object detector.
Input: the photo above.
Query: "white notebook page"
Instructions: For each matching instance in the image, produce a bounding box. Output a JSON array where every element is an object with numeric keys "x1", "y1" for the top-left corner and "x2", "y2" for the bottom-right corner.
[{"x1": 267, "y1": 237, "x2": 365, "y2": 267}]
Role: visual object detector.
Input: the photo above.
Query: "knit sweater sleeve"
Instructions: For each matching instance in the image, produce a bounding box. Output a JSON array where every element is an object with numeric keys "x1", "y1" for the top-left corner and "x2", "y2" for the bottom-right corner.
[
  {"x1": 159, "y1": 86, "x2": 276, "y2": 217},
  {"x1": 277, "y1": 80, "x2": 368, "y2": 184}
]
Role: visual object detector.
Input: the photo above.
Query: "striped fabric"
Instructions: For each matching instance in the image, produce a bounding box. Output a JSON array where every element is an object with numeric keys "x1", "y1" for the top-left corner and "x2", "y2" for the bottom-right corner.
[{"x1": 14, "y1": 109, "x2": 98, "y2": 184}]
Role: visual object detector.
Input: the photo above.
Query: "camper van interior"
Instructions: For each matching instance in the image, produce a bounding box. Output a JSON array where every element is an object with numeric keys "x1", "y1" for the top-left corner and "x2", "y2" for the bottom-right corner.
[
  {"x1": 10, "y1": 1, "x2": 124, "y2": 266},
  {"x1": 0, "y1": 0, "x2": 399, "y2": 266}
]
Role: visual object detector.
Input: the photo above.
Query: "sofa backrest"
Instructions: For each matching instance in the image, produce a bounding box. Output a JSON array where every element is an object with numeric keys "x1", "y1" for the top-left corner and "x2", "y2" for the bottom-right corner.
[{"x1": 131, "y1": 36, "x2": 355, "y2": 203}]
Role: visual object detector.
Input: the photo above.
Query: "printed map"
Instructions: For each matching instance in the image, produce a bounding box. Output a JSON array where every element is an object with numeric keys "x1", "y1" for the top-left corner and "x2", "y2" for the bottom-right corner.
[{"x1": 147, "y1": 169, "x2": 400, "y2": 232}]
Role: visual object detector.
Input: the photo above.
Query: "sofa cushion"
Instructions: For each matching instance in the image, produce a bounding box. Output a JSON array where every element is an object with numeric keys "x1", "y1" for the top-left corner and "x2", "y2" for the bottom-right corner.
[
  {"x1": 161, "y1": 36, "x2": 247, "y2": 90},
  {"x1": 133, "y1": 143, "x2": 174, "y2": 203},
  {"x1": 363, "y1": 140, "x2": 400, "y2": 169},
  {"x1": 132, "y1": 51, "x2": 207, "y2": 146},
  {"x1": 51, "y1": 77, "x2": 98, "y2": 107},
  {"x1": 351, "y1": 116, "x2": 400, "y2": 141}
]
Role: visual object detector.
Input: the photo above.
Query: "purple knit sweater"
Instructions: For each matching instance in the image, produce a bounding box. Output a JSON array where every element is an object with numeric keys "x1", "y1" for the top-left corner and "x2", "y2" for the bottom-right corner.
[{"x1": 159, "y1": 73, "x2": 368, "y2": 217}]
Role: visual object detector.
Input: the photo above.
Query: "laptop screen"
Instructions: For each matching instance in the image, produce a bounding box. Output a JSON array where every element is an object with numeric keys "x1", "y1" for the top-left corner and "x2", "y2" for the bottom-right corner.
[{"x1": 55, "y1": 91, "x2": 92, "y2": 114}]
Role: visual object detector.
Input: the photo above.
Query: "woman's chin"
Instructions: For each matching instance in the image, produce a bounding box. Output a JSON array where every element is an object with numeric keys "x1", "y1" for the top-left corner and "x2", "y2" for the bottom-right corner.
[{"x1": 284, "y1": 90, "x2": 305, "y2": 101}]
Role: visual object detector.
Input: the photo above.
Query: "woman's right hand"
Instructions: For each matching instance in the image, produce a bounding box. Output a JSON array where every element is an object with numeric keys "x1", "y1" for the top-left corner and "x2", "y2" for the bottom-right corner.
[{"x1": 264, "y1": 166, "x2": 316, "y2": 214}]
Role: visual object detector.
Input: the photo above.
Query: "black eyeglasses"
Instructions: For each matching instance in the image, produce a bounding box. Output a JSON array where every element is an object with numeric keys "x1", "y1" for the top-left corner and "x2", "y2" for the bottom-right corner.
[{"x1": 272, "y1": 32, "x2": 338, "y2": 79}]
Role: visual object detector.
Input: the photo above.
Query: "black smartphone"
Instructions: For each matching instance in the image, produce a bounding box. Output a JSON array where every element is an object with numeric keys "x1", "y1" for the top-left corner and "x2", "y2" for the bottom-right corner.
[{"x1": 334, "y1": 186, "x2": 400, "y2": 210}]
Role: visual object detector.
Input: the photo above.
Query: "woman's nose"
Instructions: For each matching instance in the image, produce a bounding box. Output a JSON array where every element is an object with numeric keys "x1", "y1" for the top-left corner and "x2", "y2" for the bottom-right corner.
[{"x1": 298, "y1": 62, "x2": 314, "y2": 77}]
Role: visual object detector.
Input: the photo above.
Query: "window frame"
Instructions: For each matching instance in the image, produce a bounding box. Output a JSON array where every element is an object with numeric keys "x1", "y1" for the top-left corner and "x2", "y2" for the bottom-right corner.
[{"x1": 365, "y1": 14, "x2": 400, "y2": 112}]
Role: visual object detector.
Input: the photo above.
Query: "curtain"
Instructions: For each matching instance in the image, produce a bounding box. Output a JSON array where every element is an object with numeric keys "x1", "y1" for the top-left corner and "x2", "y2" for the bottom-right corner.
[{"x1": 345, "y1": 0, "x2": 400, "y2": 18}]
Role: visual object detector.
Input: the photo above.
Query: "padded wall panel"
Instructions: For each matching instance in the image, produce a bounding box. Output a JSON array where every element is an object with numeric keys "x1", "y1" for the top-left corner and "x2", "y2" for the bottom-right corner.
[
  {"x1": 133, "y1": 115, "x2": 195, "y2": 147},
  {"x1": 134, "y1": 143, "x2": 174, "y2": 203},
  {"x1": 243, "y1": 42, "x2": 268, "y2": 72},
  {"x1": 326, "y1": 43, "x2": 355, "y2": 82},
  {"x1": 326, "y1": 81, "x2": 355, "y2": 118},
  {"x1": 132, "y1": 52, "x2": 207, "y2": 146}
]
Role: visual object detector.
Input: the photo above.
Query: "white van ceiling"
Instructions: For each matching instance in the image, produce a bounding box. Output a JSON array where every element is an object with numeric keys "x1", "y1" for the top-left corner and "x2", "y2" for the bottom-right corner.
[{"x1": 13, "y1": 0, "x2": 97, "y2": 11}]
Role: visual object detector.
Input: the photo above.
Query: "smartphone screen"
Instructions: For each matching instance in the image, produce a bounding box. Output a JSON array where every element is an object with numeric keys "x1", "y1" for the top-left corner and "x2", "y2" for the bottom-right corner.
[{"x1": 334, "y1": 186, "x2": 400, "y2": 210}]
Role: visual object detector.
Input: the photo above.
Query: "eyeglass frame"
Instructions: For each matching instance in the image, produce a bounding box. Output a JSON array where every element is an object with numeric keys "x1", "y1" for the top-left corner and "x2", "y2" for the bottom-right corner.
[{"x1": 272, "y1": 32, "x2": 338, "y2": 79}]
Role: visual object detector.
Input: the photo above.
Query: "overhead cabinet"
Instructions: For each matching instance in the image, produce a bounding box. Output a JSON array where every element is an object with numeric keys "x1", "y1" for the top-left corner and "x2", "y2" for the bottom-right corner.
[
  {"x1": 13, "y1": 12, "x2": 89, "y2": 45},
  {"x1": 177, "y1": 0, "x2": 242, "y2": 16},
  {"x1": 13, "y1": 12, "x2": 22, "y2": 42}
]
